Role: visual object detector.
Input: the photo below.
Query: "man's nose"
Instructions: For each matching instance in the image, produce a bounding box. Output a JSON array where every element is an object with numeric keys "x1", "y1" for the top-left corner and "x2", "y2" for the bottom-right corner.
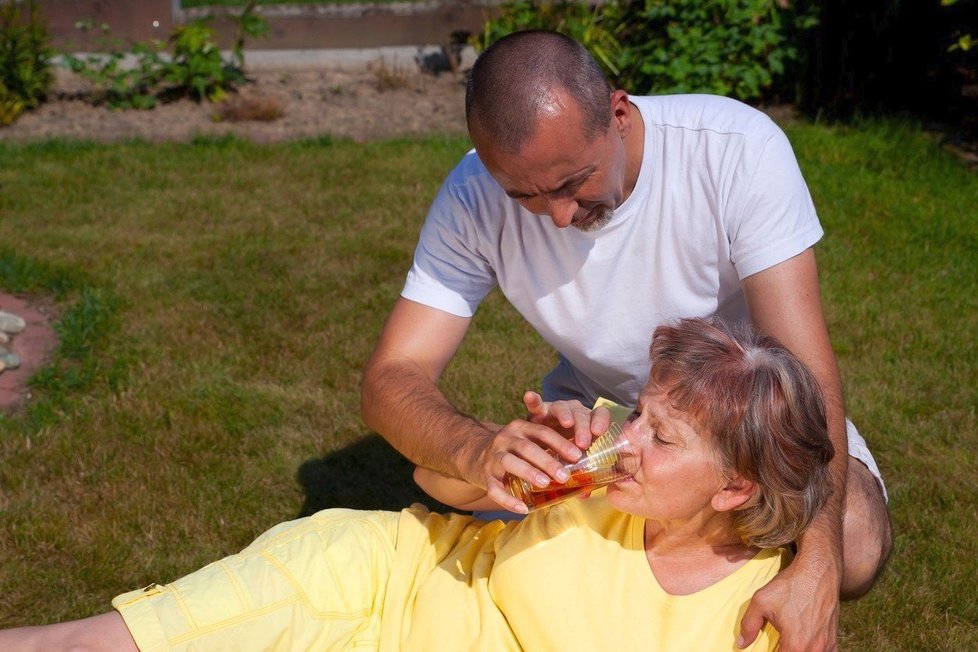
[{"x1": 544, "y1": 196, "x2": 579, "y2": 228}]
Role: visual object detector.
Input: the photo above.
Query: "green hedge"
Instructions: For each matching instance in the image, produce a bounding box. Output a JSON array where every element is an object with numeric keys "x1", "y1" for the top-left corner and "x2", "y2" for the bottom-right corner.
[{"x1": 475, "y1": 0, "x2": 817, "y2": 103}]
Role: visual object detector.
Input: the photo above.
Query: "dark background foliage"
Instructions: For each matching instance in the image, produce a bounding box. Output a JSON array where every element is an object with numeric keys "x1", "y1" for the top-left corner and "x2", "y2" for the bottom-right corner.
[
  {"x1": 477, "y1": 0, "x2": 977, "y2": 144},
  {"x1": 4, "y1": 0, "x2": 977, "y2": 143},
  {"x1": 799, "y1": 1, "x2": 975, "y2": 120}
]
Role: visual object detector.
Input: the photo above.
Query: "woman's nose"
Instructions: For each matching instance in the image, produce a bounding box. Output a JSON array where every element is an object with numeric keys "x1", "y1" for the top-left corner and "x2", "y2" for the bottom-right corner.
[{"x1": 621, "y1": 419, "x2": 649, "y2": 448}]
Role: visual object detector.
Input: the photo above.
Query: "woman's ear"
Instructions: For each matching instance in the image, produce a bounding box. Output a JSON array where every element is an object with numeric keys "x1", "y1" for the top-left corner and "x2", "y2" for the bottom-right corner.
[{"x1": 711, "y1": 475, "x2": 757, "y2": 513}]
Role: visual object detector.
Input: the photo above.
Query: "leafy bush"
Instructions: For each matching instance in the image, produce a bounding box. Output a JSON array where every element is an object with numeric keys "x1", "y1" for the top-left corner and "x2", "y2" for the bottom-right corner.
[
  {"x1": 473, "y1": 1, "x2": 623, "y2": 76},
  {"x1": 943, "y1": 0, "x2": 975, "y2": 55},
  {"x1": 476, "y1": 0, "x2": 818, "y2": 103},
  {"x1": 0, "y1": 0, "x2": 53, "y2": 125},
  {"x1": 61, "y1": 31, "x2": 169, "y2": 110},
  {"x1": 609, "y1": 0, "x2": 817, "y2": 100},
  {"x1": 61, "y1": 1, "x2": 268, "y2": 109},
  {"x1": 167, "y1": 20, "x2": 239, "y2": 103}
]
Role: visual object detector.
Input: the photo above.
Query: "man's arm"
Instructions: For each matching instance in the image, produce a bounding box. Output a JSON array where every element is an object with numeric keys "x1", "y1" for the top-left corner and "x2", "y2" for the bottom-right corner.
[
  {"x1": 360, "y1": 297, "x2": 484, "y2": 476},
  {"x1": 738, "y1": 247, "x2": 845, "y2": 651},
  {"x1": 360, "y1": 298, "x2": 587, "y2": 512}
]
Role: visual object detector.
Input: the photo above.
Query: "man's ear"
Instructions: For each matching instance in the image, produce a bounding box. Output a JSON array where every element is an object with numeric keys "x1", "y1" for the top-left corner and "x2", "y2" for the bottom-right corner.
[
  {"x1": 711, "y1": 475, "x2": 757, "y2": 513},
  {"x1": 610, "y1": 89, "x2": 632, "y2": 136}
]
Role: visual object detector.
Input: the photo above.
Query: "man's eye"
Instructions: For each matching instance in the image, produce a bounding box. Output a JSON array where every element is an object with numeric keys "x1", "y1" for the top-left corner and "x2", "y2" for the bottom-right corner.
[
  {"x1": 571, "y1": 177, "x2": 590, "y2": 192},
  {"x1": 555, "y1": 178, "x2": 587, "y2": 197}
]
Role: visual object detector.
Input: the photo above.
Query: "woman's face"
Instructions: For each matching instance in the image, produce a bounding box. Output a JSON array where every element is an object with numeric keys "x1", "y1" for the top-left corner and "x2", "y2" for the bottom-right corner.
[{"x1": 606, "y1": 384, "x2": 728, "y2": 522}]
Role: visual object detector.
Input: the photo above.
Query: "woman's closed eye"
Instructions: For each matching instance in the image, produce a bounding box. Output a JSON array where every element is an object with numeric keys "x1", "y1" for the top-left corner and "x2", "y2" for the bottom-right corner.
[
  {"x1": 652, "y1": 429, "x2": 672, "y2": 445},
  {"x1": 627, "y1": 408, "x2": 667, "y2": 444}
]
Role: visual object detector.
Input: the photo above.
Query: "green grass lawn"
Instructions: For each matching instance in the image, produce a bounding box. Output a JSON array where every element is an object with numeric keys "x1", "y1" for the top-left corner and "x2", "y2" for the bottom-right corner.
[{"x1": 0, "y1": 123, "x2": 976, "y2": 648}]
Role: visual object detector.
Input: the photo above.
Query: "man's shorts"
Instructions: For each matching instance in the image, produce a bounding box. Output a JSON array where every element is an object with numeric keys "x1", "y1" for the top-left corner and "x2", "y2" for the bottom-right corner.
[
  {"x1": 847, "y1": 418, "x2": 888, "y2": 502},
  {"x1": 112, "y1": 508, "x2": 400, "y2": 652}
]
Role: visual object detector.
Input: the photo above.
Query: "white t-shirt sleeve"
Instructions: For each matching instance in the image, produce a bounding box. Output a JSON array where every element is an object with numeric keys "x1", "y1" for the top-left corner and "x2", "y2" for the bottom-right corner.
[
  {"x1": 401, "y1": 162, "x2": 498, "y2": 318},
  {"x1": 726, "y1": 121, "x2": 824, "y2": 279}
]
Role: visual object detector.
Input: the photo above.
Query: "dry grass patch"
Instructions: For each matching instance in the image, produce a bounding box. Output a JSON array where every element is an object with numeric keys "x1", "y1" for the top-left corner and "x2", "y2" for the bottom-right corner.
[{"x1": 213, "y1": 91, "x2": 285, "y2": 123}]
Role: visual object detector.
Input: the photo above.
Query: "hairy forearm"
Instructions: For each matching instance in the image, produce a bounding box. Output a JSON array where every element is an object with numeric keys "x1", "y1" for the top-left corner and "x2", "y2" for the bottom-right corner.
[
  {"x1": 360, "y1": 356, "x2": 498, "y2": 485},
  {"x1": 742, "y1": 251, "x2": 848, "y2": 570},
  {"x1": 796, "y1": 360, "x2": 847, "y2": 572}
]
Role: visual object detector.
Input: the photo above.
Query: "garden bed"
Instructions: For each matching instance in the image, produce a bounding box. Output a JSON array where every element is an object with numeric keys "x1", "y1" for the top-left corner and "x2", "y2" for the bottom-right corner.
[{"x1": 0, "y1": 59, "x2": 469, "y2": 144}]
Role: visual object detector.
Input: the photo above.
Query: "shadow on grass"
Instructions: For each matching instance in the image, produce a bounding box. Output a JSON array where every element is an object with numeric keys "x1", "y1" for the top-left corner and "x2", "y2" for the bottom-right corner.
[{"x1": 296, "y1": 434, "x2": 454, "y2": 517}]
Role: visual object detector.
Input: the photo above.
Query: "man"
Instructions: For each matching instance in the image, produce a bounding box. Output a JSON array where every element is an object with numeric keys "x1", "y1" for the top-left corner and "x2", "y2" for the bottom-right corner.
[{"x1": 360, "y1": 30, "x2": 891, "y2": 650}]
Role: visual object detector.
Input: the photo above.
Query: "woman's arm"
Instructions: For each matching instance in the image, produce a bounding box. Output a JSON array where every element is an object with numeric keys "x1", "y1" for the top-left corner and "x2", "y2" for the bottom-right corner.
[{"x1": 412, "y1": 467, "x2": 503, "y2": 512}]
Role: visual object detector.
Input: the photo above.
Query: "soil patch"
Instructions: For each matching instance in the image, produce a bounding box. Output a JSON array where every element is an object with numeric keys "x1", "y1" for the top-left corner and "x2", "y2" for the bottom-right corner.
[
  {"x1": 0, "y1": 63, "x2": 469, "y2": 144},
  {"x1": 0, "y1": 294, "x2": 59, "y2": 412}
]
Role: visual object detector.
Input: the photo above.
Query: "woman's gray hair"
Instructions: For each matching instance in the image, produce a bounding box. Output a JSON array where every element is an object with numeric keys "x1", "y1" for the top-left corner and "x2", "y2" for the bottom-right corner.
[{"x1": 648, "y1": 317, "x2": 835, "y2": 548}]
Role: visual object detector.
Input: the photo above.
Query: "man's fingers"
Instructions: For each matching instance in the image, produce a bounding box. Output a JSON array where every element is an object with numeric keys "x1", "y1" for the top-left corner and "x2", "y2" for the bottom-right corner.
[
  {"x1": 570, "y1": 407, "x2": 592, "y2": 448},
  {"x1": 504, "y1": 430, "x2": 578, "y2": 482},
  {"x1": 501, "y1": 450, "x2": 558, "y2": 487},
  {"x1": 547, "y1": 400, "x2": 577, "y2": 429},
  {"x1": 574, "y1": 405, "x2": 611, "y2": 449},
  {"x1": 483, "y1": 421, "x2": 579, "y2": 486},
  {"x1": 523, "y1": 391, "x2": 545, "y2": 418},
  {"x1": 485, "y1": 477, "x2": 529, "y2": 514},
  {"x1": 523, "y1": 394, "x2": 596, "y2": 436},
  {"x1": 737, "y1": 596, "x2": 767, "y2": 649}
]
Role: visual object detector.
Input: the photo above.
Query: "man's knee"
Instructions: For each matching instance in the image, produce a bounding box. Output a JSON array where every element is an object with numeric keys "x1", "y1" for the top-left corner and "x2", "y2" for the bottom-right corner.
[{"x1": 841, "y1": 459, "x2": 893, "y2": 600}]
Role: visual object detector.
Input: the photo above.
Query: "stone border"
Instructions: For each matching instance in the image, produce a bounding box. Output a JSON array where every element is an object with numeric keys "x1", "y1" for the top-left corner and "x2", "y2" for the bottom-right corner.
[{"x1": 0, "y1": 295, "x2": 59, "y2": 412}]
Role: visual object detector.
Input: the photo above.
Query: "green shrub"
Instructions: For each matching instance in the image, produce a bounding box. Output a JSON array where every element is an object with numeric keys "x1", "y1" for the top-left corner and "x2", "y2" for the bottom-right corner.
[
  {"x1": 608, "y1": 0, "x2": 817, "y2": 101},
  {"x1": 476, "y1": 0, "x2": 817, "y2": 103},
  {"x1": 944, "y1": 0, "x2": 975, "y2": 55},
  {"x1": 0, "y1": 0, "x2": 53, "y2": 125},
  {"x1": 61, "y1": 32, "x2": 169, "y2": 109},
  {"x1": 473, "y1": 1, "x2": 624, "y2": 76},
  {"x1": 166, "y1": 19, "x2": 241, "y2": 103},
  {"x1": 61, "y1": 1, "x2": 268, "y2": 109}
]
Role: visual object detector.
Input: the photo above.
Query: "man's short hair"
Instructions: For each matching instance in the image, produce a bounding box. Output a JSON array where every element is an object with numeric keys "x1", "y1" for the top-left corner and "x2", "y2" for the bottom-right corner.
[
  {"x1": 465, "y1": 30, "x2": 613, "y2": 154},
  {"x1": 648, "y1": 317, "x2": 835, "y2": 548}
]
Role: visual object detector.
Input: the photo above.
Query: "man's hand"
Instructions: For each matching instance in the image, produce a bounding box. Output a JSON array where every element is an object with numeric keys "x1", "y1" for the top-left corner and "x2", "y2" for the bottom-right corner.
[
  {"x1": 475, "y1": 392, "x2": 611, "y2": 513},
  {"x1": 524, "y1": 391, "x2": 611, "y2": 449},
  {"x1": 738, "y1": 550, "x2": 841, "y2": 651}
]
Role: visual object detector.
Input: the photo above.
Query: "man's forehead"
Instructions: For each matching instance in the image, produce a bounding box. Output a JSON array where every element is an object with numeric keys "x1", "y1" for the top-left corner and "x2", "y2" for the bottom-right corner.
[{"x1": 478, "y1": 96, "x2": 598, "y2": 159}]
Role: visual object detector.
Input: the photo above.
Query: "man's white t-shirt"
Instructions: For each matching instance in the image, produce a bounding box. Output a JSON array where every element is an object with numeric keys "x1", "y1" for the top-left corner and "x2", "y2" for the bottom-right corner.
[{"x1": 402, "y1": 94, "x2": 823, "y2": 407}]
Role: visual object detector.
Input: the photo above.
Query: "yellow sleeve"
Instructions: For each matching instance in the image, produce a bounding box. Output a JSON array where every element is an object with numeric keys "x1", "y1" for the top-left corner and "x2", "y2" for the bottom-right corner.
[{"x1": 592, "y1": 397, "x2": 634, "y2": 425}]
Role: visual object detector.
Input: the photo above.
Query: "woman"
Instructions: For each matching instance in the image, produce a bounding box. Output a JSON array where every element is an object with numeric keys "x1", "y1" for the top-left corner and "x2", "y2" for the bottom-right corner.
[{"x1": 0, "y1": 317, "x2": 833, "y2": 651}]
